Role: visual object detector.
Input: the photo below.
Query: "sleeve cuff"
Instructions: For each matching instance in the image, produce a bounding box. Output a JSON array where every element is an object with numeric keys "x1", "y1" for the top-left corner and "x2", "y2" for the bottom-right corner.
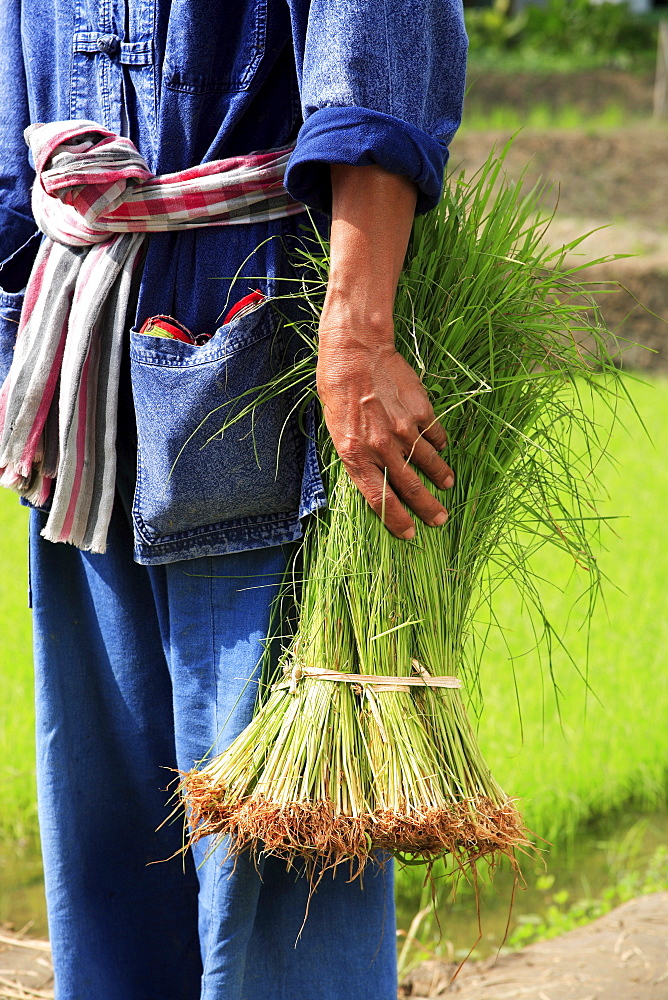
[{"x1": 284, "y1": 106, "x2": 449, "y2": 217}]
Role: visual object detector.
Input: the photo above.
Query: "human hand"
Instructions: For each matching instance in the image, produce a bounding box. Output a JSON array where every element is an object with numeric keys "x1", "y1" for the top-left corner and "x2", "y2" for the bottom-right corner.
[
  {"x1": 322, "y1": 162, "x2": 453, "y2": 537},
  {"x1": 316, "y1": 331, "x2": 454, "y2": 539}
]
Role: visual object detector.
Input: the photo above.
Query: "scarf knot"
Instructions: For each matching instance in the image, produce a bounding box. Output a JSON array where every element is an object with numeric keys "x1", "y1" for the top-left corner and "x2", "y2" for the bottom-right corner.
[{"x1": 0, "y1": 120, "x2": 303, "y2": 553}]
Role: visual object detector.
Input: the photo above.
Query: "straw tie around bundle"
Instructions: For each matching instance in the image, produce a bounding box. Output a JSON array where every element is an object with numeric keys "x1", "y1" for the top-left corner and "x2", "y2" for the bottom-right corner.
[{"x1": 276, "y1": 663, "x2": 462, "y2": 693}]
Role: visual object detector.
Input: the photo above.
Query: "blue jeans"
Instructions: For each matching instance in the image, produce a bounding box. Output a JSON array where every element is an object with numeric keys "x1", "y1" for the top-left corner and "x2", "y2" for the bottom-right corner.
[{"x1": 30, "y1": 500, "x2": 397, "y2": 1000}]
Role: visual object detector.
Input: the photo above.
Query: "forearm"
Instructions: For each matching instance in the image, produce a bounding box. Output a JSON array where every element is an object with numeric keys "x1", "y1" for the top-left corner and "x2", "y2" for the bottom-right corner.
[
  {"x1": 320, "y1": 163, "x2": 417, "y2": 349},
  {"x1": 317, "y1": 163, "x2": 454, "y2": 539}
]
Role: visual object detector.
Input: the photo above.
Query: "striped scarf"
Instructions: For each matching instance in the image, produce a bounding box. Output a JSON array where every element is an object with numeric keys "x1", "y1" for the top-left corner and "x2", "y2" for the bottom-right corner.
[{"x1": 0, "y1": 121, "x2": 304, "y2": 554}]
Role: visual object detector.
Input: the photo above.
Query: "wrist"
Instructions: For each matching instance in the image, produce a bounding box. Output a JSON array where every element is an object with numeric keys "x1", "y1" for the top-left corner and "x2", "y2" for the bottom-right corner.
[
  {"x1": 324, "y1": 269, "x2": 398, "y2": 320},
  {"x1": 317, "y1": 324, "x2": 396, "y2": 358},
  {"x1": 316, "y1": 332, "x2": 396, "y2": 388},
  {"x1": 319, "y1": 290, "x2": 395, "y2": 351}
]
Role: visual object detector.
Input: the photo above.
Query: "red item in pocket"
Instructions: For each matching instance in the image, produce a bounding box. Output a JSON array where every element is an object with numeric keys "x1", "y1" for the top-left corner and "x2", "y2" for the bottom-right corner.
[
  {"x1": 222, "y1": 290, "x2": 265, "y2": 325},
  {"x1": 138, "y1": 314, "x2": 196, "y2": 344},
  {"x1": 138, "y1": 290, "x2": 266, "y2": 348}
]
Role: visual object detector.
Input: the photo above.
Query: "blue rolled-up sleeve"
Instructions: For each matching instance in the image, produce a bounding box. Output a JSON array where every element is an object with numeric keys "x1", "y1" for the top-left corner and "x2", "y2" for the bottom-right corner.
[{"x1": 285, "y1": 0, "x2": 468, "y2": 215}]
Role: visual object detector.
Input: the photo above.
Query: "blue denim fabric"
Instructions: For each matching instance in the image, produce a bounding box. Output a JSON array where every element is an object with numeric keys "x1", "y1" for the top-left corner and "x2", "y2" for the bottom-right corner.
[
  {"x1": 286, "y1": 0, "x2": 468, "y2": 214},
  {"x1": 30, "y1": 499, "x2": 398, "y2": 1000},
  {"x1": 130, "y1": 291, "x2": 324, "y2": 564},
  {"x1": 7, "y1": 5, "x2": 467, "y2": 994},
  {"x1": 0, "y1": 290, "x2": 22, "y2": 385},
  {"x1": 0, "y1": 0, "x2": 467, "y2": 565}
]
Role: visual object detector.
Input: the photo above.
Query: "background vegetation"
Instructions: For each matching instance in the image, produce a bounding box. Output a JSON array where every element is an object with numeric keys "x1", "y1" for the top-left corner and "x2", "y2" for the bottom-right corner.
[
  {"x1": 0, "y1": 497, "x2": 34, "y2": 844},
  {"x1": 478, "y1": 376, "x2": 668, "y2": 845},
  {"x1": 461, "y1": 0, "x2": 662, "y2": 130},
  {"x1": 465, "y1": 0, "x2": 659, "y2": 71}
]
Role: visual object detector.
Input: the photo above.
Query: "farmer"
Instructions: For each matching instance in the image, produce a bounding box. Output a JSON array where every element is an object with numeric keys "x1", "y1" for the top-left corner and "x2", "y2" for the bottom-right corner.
[{"x1": 0, "y1": 2, "x2": 467, "y2": 998}]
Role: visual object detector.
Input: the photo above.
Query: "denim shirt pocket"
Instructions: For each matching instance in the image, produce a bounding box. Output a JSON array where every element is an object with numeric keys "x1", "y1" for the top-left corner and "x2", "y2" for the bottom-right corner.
[
  {"x1": 129, "y1": 301, "x2": 309, "y2": 549},
  {"x1": 163, "y1": 0, "x2": 268, "y2": 94},
  {"x1": 0, "y1": 289, "x2": 23, "y2": 386}
]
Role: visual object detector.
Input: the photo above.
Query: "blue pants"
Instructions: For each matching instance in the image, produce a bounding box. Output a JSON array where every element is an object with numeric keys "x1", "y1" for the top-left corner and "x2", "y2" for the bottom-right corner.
[{"x1": 30, "y1": 501, "x2": 397, "y2": 1000}]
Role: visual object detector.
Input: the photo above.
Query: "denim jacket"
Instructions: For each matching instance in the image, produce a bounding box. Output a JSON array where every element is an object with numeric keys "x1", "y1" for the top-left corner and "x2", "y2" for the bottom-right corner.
[{"x1": 0, "y1": 0, "x2": 467, "y2": 565}]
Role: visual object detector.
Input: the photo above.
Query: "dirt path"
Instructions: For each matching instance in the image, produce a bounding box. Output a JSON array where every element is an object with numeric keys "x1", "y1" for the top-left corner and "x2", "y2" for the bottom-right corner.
[
  {"x1": 403, "y1": 892, "x2": 668, "y2": 999},
  {"x1": 464, "y1": 68, "x2": 656, "y2": 121},
  {"x1": 0, "y1": 930, "x2": 52, "y2": 999},
  {"x1": 2, "y1": 893, "x2": 667, "y2": 999}
]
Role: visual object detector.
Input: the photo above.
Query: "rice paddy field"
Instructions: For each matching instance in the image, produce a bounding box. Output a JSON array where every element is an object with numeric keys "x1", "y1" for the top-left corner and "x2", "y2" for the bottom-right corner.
[
  {"x1": 477, "y1": 376, "x2": 668, "y2": 845},
  {"x1": 0, "y1": 495, "x2": 34, "y2": 844},
  {"x1": 0, "y1": 375, "x2": 667, "y2": 941}
]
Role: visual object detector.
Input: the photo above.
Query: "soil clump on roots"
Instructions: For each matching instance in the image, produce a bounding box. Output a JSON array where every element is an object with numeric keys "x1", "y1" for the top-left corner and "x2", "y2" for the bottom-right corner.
[{"x1": 186, "y1": 784, "x2": 527, "y2": 875}]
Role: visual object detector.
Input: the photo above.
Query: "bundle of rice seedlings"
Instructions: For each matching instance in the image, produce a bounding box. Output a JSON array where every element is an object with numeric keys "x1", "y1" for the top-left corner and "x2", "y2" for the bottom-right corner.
[{"x1": 183, "y1": 148, "x2": 625, "y2": 875}]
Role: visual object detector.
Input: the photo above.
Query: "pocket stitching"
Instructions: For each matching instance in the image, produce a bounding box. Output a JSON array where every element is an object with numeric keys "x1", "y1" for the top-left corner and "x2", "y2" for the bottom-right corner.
[
  {"x1": 130, "y1": 305, "x2": 304, "y2": 540},
  {"x1": 163, "y1": 0, "x2": 267, "y2": 94},
  {"x1": 129, "y1": 301, "x2": 279, "y2": 367}
]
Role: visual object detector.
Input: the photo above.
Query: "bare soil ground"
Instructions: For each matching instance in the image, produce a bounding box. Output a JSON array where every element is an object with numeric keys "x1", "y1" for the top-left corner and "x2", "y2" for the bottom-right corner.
[
  {"x1": 465, "y1": 67, "x2": 656, "y2": 120},
  {"x1": 449, "y1": 125, "x2": 668, "y2": 372},
  {"x1": 403, "y1": 892, "x2": 668, "y2": 999},
  {"x1": 450, "y1": 125, "x2": 668, "y2": 229},
  {"x1": 0, "y1": 929, "x2": 52, "y2": 999},
  {"x1": 2, "y1": 894, "x2": 667, "y2": 999}
]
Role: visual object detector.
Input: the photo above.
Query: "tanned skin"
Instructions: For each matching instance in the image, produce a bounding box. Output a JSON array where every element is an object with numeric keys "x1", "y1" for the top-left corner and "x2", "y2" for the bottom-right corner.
[{"x1": 317, "y1": 163, "x2": 455, "y2": 540}]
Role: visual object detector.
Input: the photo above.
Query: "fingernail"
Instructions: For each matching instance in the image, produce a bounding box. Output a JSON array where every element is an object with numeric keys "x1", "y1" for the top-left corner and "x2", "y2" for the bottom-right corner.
[
  {"x1": 402, "y1": 527, "x2": 416, "y2": 540},
  {"x1": 432, "y1": 512, "x2": 448, "y2": 526},
  {"x1": 444, "y1": 475, "x2": 455, "y2": 489}
]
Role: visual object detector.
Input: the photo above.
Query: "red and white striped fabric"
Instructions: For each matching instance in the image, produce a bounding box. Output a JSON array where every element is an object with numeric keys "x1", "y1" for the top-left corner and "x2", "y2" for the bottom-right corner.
[{"x1": 0, "y1": 121, "x2": 304, "y2": 554}]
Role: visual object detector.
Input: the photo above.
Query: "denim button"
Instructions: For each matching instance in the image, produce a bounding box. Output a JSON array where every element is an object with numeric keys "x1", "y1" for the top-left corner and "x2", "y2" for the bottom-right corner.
[{"x1": 97, "y1": 35, "x2": 119, "y2": 56}]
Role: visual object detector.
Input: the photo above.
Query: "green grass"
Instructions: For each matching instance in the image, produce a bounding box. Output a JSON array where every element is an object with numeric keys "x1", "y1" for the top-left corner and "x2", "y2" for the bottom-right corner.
[
  {"x1": 0, "y1": 377, "x2": 667, "y2": 850},
  {"x1": 466, "y1": 50, "x2": 657, "y2": 74},
  {"x1": 460, "y1": 101, "x2": 629, "y2": 132},
  {"x1": 506, "y1": 835, "x2": 668, "y2": 950},
  {"x1": 0, "y1": 495, "x2": 36, "y2": 842},
  {"x1": 472, "y1": 375, "x2": 668, "y2": 846},
  {"x1": 396, "y1": 812, "x2": 668, "y2": 966}
]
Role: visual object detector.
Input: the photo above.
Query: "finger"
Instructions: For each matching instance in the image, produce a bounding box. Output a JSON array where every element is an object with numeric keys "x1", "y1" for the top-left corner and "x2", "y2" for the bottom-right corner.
[
  {"x1": 418, "y1": 413, "x2": 448, "y2": 452},
  {"x1": 406, "y1": 435, "x2": 454, "y2": 490},
  {"x1": 386, "y1": 456, "x2": 449, "y2": 528},
  {"x1": 343, "y1": 461, "x2": 416, "y2": 539}
]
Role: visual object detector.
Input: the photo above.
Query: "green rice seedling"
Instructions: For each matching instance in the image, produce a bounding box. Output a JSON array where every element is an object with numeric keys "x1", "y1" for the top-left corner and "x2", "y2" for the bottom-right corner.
[{"x1": 184, "y1": 146, "x2": 626, "y2": 875}]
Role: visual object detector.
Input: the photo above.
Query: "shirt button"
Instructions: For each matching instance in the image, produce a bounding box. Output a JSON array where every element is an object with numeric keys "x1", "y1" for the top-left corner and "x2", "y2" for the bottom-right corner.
[{"x1": 97, "y1": 35, "x2": 120, "y2": 56}]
